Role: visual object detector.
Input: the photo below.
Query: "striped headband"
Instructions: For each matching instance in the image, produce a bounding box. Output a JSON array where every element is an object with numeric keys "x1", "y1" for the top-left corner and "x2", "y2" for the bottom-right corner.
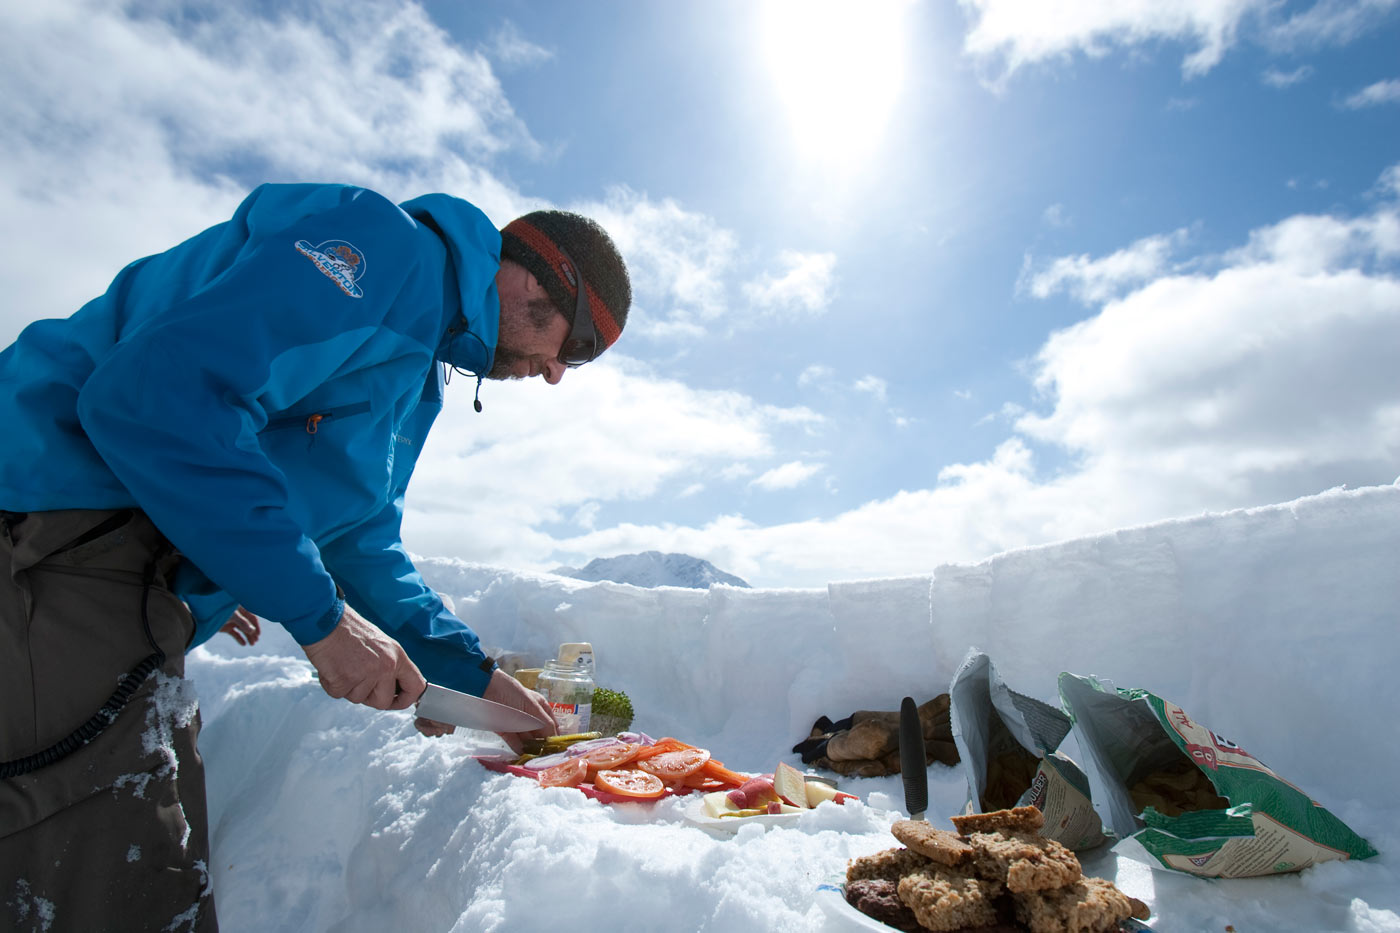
[{"x1": 502, "y1": 218, "x2": 623, "y2": 350}]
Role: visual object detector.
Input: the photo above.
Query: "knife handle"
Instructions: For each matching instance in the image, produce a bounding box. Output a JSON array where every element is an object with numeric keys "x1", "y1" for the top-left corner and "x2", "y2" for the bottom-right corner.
[{"x1": 899, "y1": 696, "x2": 928, "y2": 818}]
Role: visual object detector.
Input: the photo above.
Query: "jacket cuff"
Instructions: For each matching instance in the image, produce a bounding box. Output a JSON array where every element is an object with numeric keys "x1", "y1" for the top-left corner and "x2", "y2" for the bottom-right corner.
[
  {"x1": 282, "y1": 595, "x2": 345, "y2": 646},
  {"x1": 454, "y1": 653, "x2": 497, "y2": 696}
]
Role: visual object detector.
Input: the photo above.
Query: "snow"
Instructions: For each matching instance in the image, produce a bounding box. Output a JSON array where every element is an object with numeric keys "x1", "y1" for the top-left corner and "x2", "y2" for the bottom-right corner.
[
  {"x1": 553, "y1": 551, "x2": 752, "y2": 589},
  {"x1": 188, "y1": 483, "x2": 1400, "y2": 932}
]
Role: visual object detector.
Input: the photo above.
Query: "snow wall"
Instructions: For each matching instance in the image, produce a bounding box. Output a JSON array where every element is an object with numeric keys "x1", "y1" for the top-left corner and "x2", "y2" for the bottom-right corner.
[{"x1": 409, "y1": 483, "x2": 1400, "y2": 807}]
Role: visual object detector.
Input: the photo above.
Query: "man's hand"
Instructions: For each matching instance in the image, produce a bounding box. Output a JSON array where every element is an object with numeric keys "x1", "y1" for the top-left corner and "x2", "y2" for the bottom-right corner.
[
  {"x1": 220, "y1": 607, "x2": 262, "y2": 646},
  {"x1": 483, "y1": 667, "x2": 558, "y2": 753},
  {"x1": 413, "y1": 668, "x2": 558, "y2": 754},
  {"x1": 303, "y1": 604, "x2": 424, "y2": 711}
]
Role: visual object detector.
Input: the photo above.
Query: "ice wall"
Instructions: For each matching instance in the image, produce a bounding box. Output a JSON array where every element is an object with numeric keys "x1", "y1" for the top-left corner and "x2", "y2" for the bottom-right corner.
[{"x1": 415, "y1": 483, "x2": 1400, "y2": 808}]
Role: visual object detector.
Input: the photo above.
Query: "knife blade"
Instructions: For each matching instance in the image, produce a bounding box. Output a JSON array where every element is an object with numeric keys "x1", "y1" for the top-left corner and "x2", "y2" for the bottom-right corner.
[
  {"x1": 898, "y1": 695, "x2": 928, "y2": 821},
  {"x1": 416, "y1": 682, "x2": 552, "y2": 733}
]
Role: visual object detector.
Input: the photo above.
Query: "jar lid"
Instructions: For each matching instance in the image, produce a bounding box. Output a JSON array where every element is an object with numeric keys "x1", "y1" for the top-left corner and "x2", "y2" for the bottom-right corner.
[{"x1": 558, "y1": 642, "x2": 594, "y2": 670}]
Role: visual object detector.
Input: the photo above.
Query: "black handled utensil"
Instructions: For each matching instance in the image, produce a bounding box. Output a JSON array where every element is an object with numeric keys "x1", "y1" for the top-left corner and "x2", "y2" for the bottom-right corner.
[{"x1": 899, "y1": 695, "x2": 928, "y2": 821}]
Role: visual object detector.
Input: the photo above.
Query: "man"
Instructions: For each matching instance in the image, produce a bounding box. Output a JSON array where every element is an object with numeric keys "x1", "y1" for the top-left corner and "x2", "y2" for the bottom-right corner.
[{"x1": 0, "y1": 183, "x2": 632, "y2": 931}]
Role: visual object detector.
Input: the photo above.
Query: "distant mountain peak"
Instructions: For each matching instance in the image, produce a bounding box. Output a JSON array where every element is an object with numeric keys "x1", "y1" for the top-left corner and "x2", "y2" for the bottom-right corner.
[{"x1": 554, "y1": 551, "x2": 750, "y2": 589}]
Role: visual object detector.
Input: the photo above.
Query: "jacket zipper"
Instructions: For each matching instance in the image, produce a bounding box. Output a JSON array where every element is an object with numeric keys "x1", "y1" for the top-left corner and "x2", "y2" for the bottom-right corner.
[{"x1": 264, "y1": 401, "x2": 373, "y2": 435}]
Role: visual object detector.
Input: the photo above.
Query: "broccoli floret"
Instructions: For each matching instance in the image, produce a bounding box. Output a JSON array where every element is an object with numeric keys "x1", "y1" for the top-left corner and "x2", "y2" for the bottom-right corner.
[{"x1": 591, "y1": 687, "x2": 634, "y2": 724}]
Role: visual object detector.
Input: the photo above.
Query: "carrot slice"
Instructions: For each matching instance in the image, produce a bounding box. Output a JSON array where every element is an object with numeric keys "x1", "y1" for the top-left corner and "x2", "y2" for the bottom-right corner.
[
  {"x1": 632, "y1": 739, "x2": 692, "y2": 761},
  {"x1": 681, "y1": 772, "x2": 728, "y2": 792},
  {"x1": 699, "y1": 759, "x2": 749, "y2": 787}
]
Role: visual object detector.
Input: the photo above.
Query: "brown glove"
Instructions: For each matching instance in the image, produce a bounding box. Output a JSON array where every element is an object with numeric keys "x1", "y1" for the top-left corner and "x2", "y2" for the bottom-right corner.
[{"x1": 800, "y1": 695, "x2": 959, "y2": 777}]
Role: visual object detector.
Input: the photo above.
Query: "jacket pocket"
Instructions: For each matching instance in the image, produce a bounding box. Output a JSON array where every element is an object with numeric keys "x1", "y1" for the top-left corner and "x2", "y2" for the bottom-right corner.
[{"x1": 262, "y1": 401, "x2": 372, "y2": 436}]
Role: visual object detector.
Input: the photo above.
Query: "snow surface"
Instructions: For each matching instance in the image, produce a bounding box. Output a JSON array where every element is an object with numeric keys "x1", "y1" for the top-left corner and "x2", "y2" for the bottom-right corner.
[
  {"x1": 552, "y1": 550, "x2": 751, "y2": 589},
  {"x1": 188, "y1": 483, "x2": 1400, "y2": 932}
]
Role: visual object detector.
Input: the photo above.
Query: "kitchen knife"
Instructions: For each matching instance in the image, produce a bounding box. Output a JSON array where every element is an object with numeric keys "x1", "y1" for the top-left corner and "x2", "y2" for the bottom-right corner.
[
  {"x1": 416, "y1": 682, "x2": 552, "y2": 733},
  {"x1": 898, "y1": 695, "x2": 928, "y2": 821}
]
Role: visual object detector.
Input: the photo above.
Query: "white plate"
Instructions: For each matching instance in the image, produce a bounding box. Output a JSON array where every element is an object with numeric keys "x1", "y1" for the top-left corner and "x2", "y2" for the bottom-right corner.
[
  {"x1": 681, "y1": 797, "x2": 804, "y2": 833},
  {"x1": 817, "y1": 873, "x2": 1159, "y2": 932},
  {"x1": 816, "y1": 873, "x2": 902, "y2": 931}
]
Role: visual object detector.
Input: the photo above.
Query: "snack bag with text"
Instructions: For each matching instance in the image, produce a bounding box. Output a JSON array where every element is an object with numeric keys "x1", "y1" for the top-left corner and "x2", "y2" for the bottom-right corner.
[
  {"x1": 1059, "y1": 672, "x2": 1377, "y2": 878},
  {"x1": 950, "y1": 650, "x2": 1107, "y2": 851}
]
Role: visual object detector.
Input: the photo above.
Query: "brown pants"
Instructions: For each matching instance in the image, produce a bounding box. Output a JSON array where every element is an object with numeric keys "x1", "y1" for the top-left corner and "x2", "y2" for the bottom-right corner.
[{"x1": 0, "y1": 509, "x2": 217, "y2": 932}]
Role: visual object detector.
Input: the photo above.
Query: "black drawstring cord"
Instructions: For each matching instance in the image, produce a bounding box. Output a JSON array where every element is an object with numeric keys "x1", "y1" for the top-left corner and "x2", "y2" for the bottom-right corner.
[
  {"x1": 442, "y1": 362, "x2": 484, "y2": 412},
  {"x1": 0, "y1": 559, "x2": 167, "y2": 779}
]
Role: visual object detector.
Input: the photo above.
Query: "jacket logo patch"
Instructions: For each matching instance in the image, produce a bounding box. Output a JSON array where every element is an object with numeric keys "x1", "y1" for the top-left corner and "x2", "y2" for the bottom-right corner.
[{"x1": 295, "y1": 239, "x2": 366, "y2": 298}]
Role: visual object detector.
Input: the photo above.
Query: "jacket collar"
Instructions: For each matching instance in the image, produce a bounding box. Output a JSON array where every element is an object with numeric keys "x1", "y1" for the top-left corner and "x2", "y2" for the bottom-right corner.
[{"x1": 397, "y1": 194, "x2": 502, "y2": 375}]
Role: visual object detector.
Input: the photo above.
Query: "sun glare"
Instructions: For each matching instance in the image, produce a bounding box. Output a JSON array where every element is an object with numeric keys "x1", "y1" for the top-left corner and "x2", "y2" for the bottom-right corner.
[{"x1": 760, "y1": 0, "x2": 910, "y2": 171}]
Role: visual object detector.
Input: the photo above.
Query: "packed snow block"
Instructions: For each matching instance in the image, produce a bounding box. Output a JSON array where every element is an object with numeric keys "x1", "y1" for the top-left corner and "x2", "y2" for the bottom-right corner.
[
  {"x1": 1157, "y1": 487, "x2": 1400, "y2": 801},
  {"x1": 703, "y1": 584, "x2": 838, "y2": 764},
  {"x1": 927, "y1": 486, "x2": 1400, "y2": 807},
  {"x1": 929, "y1": 533, "x2": 1187, "y2": 705},
  {"x1": 1060, "y1": 672, "x2": 1377, "y2": 877},
  {"x1": 419, "y1": 557, "x2": 714, "y2": 743},
  {"x1": 823, "y1": 576, "x2": 936, "y2": 708}
]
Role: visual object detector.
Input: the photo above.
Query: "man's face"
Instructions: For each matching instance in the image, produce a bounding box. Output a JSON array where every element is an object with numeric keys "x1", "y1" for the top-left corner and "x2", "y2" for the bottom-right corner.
[{"x1": 490, "y1": 260, "x2": 570, "y2": 384}]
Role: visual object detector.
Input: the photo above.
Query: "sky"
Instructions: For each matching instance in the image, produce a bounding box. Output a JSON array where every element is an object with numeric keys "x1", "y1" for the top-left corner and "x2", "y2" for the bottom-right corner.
[
  {"x1": 164, "y1": 483, "x2": 1400, "y2": 932},
  {"x1": 1, "y1": 0, "x2": 1397, "y2": 587}
]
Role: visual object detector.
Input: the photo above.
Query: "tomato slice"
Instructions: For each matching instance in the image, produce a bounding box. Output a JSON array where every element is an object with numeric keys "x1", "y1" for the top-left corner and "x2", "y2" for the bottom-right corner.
[
  {"x1": 580, "y1": 742, "x2": 640, "y2": 773},
  {"x1": 636, "y1": 747, "x2": 711, "y2": 780},
  {"x1": 593, "y1": 769, "x2": 666, "y2": 799},
  {"x1": 537, "y1": 756, "x2": 588, "y2": 788}
]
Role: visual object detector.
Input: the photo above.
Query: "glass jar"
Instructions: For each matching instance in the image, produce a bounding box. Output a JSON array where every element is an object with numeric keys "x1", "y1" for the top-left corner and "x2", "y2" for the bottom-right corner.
[{"x1": 535, "y1": 658, "x2": 593, "y2": 734}]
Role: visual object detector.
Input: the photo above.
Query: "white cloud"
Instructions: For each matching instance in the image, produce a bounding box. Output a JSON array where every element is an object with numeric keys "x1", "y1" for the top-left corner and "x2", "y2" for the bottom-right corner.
[
  {"x1": 1021, "y1": 229, "x2": 1190, "y2": 304},
  {"x1": 1379, "y1": 163, "x2": 1400, "y2": 198},
  {"x1": 0, "y1": 0, "x2": 541, "y2": 345},
  {"x1": 572, "y1": 186, "x2": 739, "y2": 337},
  {"x1": 1341, "y1": 78, "x2": 1400, "y2": 109},
  {"x1": 958, "y1": 0, "x2": 1272, "y2": 81},
  {"x1": 957, "y1": 0, "x2": 1397, "y2": 84},
  {"x1": 750, "y1": 460, "x2": 824, "y2": 492},
  {"x1": 1261, "y1": 65, "x2": 1314, "y2": 87},
  {"x1": 853, "y1": 375, "x2": 889, "y2": 402},
  {"x1": 742, "y1": 250, "x2": 838, "y2": 317},
  {"x1": 487, "y1": 21, "x2": 553, "y2": 69},
  {"x1": 0, "y1": 2, "x2": 782, "y2": 353},
  {"x1": 401, "y1": 358, "x2": 823, "y2": 564},
  {"x1": 1228, "y1": 209, "x2": 1399, "y2": 272},
  {"x1": 1265, "y1": 0, "x2": 1400, "y2": 50},
  {"x1": 1008, "y1": 203, "x2": 1400, "y2": 519},
  {"x1": 0, "y1": 2, "x2": 834, "y2": 579},
  {"x1": 571, "y1": 502, "x2": 601, "y2": 530},
  {"x1": 544, "y1": 186, "x2": 1400, "y2": 587},
  {"x1": 1042, "y1": 203, "x2": 1070, "y2": 228},
  {"x1": 798, "y1": 364, "x2": 834, "y2": 387},
  {"x1": 9, "y1": 2, "x2": 1400, "y2": 593},
  {"x1": 720, "y1": 464, "x2": 757, "y2": 482}
]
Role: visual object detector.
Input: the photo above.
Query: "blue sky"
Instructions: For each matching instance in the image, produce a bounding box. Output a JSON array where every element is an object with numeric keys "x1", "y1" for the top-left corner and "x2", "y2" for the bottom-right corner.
[{"x1": 1, "y1": 0, "x2": 1397, "y2": 586}]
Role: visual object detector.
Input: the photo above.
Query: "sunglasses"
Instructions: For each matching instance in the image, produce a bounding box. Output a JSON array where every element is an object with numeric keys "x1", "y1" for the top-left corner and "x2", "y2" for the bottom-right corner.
[{"x1": 556, "y1": 247, "x2": 599, "y2": 367}]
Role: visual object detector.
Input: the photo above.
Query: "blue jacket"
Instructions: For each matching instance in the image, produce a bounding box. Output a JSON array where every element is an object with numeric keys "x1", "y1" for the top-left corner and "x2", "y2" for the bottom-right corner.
[{"x1": 0, "y1": 183, "x2": 503, "y2": 695}]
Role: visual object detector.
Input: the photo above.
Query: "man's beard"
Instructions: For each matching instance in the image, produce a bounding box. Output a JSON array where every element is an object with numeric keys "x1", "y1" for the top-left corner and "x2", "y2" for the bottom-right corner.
[
  {"x1": 485, "y1": 292, "x2": 561, "y2": 380},
  {"x1": 485, "y1": 344, "x2": 528, "y2": 380}
]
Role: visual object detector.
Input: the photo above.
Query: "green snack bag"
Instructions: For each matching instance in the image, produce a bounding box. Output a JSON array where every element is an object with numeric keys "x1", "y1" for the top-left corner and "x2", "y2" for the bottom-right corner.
[{"x1": 1059, "y1": 672, "x2": 1377, "y2": 878}]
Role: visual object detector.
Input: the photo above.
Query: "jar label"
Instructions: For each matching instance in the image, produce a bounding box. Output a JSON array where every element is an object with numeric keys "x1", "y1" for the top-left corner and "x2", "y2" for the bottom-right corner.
[{"x1": 548, "y1": 701, "x2": 592, "y2": 735}]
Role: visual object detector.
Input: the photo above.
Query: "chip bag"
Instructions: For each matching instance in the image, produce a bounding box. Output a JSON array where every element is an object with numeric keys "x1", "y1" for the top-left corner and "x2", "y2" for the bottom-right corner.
[
  {"x1": 1059, "y1": 672, "x2": 1377, "y2": 877},
  {"x1": 950, "y1": 650, "x2": 1106, "y2": 850}
]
